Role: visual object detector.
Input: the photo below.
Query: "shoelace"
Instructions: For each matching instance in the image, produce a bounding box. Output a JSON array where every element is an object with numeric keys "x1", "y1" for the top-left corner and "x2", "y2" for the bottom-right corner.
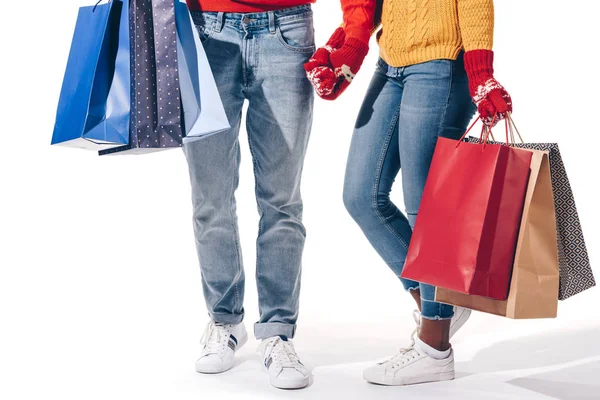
[
  {"x1": 382, "y1": 310, "x2": 422, "y2": 368},
  {"x1": 200, "y1": 321, "x2": 229, "y2": 354},
  {"x1": 262, "y1": 338, "x2": 302, "y2": 370}
]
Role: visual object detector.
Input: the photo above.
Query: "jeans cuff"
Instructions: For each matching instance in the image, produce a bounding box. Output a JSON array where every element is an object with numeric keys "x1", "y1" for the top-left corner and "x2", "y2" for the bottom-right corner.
[
  {"x1": 421, "y1": 314, "x2": 454, "y2": 321},
  {"x1": 254, "y1": 322, "x2": 296, "y2": 340},
  {"x1": 210, "y1": 312, "x2": 244, "y2": 326},
  {"x1": 421, "y1": 299, "x2": 454, "y2": 320},
  {"x1": 402, "y1": 279, "x2": 420, "y2": 292}
]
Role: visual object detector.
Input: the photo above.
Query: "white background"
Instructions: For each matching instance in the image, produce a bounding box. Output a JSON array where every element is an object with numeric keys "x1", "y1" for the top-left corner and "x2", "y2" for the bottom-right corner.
[{"x1": 1, "y1": 0, "x2": 599, "y2": 399}]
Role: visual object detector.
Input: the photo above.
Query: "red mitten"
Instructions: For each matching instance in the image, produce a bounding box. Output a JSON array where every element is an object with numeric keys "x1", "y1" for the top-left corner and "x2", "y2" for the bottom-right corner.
[
  {"x1": 328, "y1": 37, "x2": 369, "y2": 98},
  {"x1": 304, "y1": 27, "x2": 346, "y2": 72},
  {"x1": 464, "y1": 50, "x2": 513, "y2": 126},
  {"x1": 304, "y1": 28, "x2": 346, "y2": 98},
  {"x1": 305, "y1": 29, "x2": 369, "y2": 100}
]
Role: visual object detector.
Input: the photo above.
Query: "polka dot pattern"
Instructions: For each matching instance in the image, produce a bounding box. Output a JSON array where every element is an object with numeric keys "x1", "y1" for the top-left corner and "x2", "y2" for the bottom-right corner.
[
  {"x1": 100, "y1": 0, "x2": 183, "y2": 155},
  {"x1": 152, "y1": 0, "x2": 183, "y2": 147}
]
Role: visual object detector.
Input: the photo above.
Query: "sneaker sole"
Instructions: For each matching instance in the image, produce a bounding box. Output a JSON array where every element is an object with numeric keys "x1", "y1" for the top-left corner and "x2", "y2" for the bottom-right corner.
[
  {"x1": 270, "y1": 375, "x2": 310, "y2": 390},
  {"x1": 195, "y1": 363, "x2": 233, "y2": 374},
  {"x1": 195, "y1": 327, "x2": 249, "y2": 374},
  {"x1": 364, "y1": 370, "x2": 455, "y2": 386}
]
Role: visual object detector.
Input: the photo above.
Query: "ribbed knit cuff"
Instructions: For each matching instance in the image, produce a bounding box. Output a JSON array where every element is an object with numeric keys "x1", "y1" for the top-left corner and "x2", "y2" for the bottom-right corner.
[
  {"x1": 341, "y1": 37, "x2": 370, "y2": 60},
  {"x1": 464, "y1": 49, "x2": 495, "y2": 82},
  {"x1": 345, "y1": 27, "x2": 371, "y2": 46}
]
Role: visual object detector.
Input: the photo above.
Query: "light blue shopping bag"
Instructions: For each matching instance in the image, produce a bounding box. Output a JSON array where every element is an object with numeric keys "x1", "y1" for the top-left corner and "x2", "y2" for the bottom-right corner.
[
  {"x1": 175, "y1": 0, "x2": 230, "y2": 142},
  {"x1": 51, "y1": 0, "x2": 130, "y2": 150}
]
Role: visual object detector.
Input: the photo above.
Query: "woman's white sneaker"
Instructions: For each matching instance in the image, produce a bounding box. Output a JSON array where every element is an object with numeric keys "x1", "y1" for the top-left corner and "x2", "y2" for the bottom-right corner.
[
  {"x1": 414, "y1": 307, "x2": 472, "y2": 339},
  {"x1": 449, "y1": 307, "x2": 471, "y2": 339},
  {"x1": 195, "y1": 320, "x2": 248, "y2": 374},
  {"x1": 260, "y1": 336, "x2": 309, "y2": 389},
  {"x1": 363, "y1": 338, "x2": 455, "y2": 386}
]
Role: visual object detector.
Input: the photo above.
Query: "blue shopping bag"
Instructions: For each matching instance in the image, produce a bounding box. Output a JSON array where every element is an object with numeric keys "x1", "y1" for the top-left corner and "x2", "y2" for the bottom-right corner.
[
  {"x1": 51, "y1": 0, "x2": 130, "y2": 150},
  {"x1": 175, "y1": 0, "x2": 230, "y2": 142}
]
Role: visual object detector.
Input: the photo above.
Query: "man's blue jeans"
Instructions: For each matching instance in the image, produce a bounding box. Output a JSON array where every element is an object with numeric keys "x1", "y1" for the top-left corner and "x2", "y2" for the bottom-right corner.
[
  {"x1": 183, "y1": 6, "x2": 314, "y2": 339},
  {"x1": 343, "y1": 56, "x2": 476, "y2": 320}
]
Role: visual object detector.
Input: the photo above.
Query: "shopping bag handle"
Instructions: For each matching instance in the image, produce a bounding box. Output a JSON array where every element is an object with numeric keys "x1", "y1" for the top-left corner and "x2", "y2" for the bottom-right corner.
[
  {"x1": 93, "y1": 0, "x2": 109, "y2": 12},
  {"x1": 457, "y1": 112, "x2": 524, "y2": 150},
  {"x1": 506, "y1": 112, "x2": 525, "y2": 144}
]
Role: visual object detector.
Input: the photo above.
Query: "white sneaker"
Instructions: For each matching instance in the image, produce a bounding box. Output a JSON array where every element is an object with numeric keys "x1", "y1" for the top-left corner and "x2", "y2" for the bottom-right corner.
[
  {"x1": 449, "y1": 307, "x2": 471, "y2": 339},
  {"x1": 363, "y1": 310, "x2": 457, "y2": 386},
  {"x1": 260, "y1": 336, "x2": 309, "y2": 389},
  {"x1": 414, "y1": 307, "x2": 472, "y2": 339},
  {"x1": 195, "y1": 320, "x2": 248, "y2": 374},
  {"x1": 363, "y1": 338, "x2": 455, "y2": 386}
]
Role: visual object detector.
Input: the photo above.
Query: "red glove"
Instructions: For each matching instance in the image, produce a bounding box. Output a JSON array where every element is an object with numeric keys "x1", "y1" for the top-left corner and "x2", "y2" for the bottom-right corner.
[
  {"x1": 464, "y1": 50, "x2": 513, "y2": 126},
  {"x1": 304, "y1": 28, "x2": 369, "y2": 100}
]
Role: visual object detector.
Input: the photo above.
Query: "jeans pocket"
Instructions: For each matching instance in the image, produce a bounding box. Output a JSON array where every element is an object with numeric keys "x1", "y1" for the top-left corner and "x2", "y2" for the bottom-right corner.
[
  {"x1": 191, "y1": 12, "x2": 216, "y2": 44},
  {"x1": 276, "y1": 17, "x2": 316, "y2": 53}
]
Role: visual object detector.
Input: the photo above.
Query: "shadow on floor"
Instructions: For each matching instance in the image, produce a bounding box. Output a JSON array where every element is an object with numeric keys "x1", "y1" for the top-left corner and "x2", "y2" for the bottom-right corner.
[
  {"x1": 460, "y1": 325, "x2": 600, "y2": 373},
  {"x1": 460, "y1": 326, "x2": 600, "y2": 400}
]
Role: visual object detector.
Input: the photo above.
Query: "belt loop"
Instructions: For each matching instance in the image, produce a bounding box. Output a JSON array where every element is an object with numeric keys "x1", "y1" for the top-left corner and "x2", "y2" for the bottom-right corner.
[
  {"x1": 268, "y1": 11, "x2": 276, "y2": 34},
  {"x1": 215, "y1": 12, "x2": 224, "y2": 33}
]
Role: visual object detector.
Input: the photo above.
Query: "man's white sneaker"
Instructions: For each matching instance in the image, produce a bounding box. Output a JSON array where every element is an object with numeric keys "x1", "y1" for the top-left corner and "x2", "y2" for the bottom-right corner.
[
  {"x1": 260, "y1": 336, "x2": 309, "y2": 389},
  {"x1": 449, "y1": 307, "x2": 471, "y2": 339},
  {"x1": 363, "y1": 338, "x2": 455, "y2": 386},
  {"x1": 195, "y1": 320, "x2": 248, "y2": 374}
]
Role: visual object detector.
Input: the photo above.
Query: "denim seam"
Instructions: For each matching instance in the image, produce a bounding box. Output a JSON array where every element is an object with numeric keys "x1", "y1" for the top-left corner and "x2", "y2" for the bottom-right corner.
[
  {"x1": 438, "y1": 61, "x2": 454, "y2": 138},
  {"x1": 230, "y1": 140, "x2": 243, "y2": 315},
  {"x1": 276, "y1": 11, "x2": 313, "y2": 23},
  {"x1": 372, "y1": 99, "x2": 410, "y2": 251},
  {"x1": 245, "y1": 120, "x2": 266, "y2": 265},
  {"x1": 240, "y1": 27, "x2": 249, "y2": 88}
]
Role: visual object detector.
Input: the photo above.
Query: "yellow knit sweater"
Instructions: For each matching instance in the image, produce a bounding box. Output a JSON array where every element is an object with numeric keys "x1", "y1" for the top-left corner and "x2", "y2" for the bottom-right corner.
[{"x1": 377, "y1": 0, "x2": 494, "y2": 67}]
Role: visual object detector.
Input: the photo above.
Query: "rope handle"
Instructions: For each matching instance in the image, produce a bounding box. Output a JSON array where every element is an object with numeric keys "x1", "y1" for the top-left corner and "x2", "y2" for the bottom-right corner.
[{"x1": 456, "y1": 112, "x2": 524, "y2": 150}]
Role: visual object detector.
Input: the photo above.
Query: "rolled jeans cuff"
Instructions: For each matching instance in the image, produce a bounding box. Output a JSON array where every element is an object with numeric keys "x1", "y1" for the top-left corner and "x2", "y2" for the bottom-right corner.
[
  {"x1": 210, "y1": 311, "x2": 244, "y2": 326},
  {"x1": 403, "y1": 279, "x2": 420, "y2": 292},
  {"x1": 254, "y1": 322, "x2": 297, "y2": 340},
  {"x1": 421, "y1": 298, "x2": 454, "y2": 320}
]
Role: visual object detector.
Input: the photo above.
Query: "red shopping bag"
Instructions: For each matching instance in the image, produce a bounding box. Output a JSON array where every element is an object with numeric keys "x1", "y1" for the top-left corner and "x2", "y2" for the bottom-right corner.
[{"x1": 401, "y1": 121, "x2": 533, "y2": 300}]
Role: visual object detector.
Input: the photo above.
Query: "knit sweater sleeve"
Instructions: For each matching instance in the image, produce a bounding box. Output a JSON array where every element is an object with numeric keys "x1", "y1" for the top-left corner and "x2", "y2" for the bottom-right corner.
[
  {"x1": 340, "y1": 0, "x2": 377, "y2": 44},
  {"x1": 457, "y1": 0, "x2": 494, "y2": 51}
]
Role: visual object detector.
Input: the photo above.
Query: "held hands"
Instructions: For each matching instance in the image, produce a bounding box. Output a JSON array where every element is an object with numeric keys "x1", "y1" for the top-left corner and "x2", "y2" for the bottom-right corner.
[
  {"x1": 304, "y1": 27, "x2": 369, "y2": 100},
  {"x1": 304, "y1": 28, "x2": 346, "y2": 99},
  {"x1": 464, "y1": 50, "x2": 513, "y2": 127}
]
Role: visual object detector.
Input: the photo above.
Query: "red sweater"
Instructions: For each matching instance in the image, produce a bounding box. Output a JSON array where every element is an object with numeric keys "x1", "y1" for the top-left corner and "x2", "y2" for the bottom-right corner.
[{"x1": 186, "y1": 0, "x2": 375, "y2": 44}]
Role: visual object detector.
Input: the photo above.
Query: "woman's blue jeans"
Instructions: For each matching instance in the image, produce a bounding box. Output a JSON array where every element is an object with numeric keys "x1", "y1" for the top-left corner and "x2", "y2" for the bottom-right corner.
[{"x1": 343, "y1": 56, "x2": 476, "y2": 320}]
